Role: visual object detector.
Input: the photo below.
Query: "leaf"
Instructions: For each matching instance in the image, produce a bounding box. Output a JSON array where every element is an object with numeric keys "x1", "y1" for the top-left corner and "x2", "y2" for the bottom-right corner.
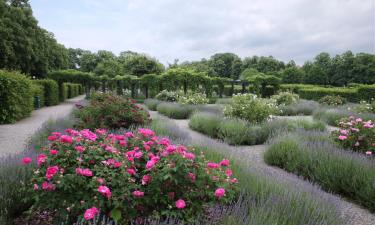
[{"x1": 110, "y1": 208, "x2": 122, "y2": 222}]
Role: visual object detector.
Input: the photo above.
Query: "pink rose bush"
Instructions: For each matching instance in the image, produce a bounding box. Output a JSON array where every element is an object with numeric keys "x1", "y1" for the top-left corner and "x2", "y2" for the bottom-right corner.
[
  {"x1": 332, "y1": 116, "x2": 375, "y2": 155},
  {"x1": 24, "y1": 128, "x2": 238, "y2": 223}
]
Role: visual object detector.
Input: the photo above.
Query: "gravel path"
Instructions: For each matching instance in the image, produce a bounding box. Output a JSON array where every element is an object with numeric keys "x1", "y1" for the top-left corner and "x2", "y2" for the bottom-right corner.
[
  {"x1": 148, "y1": 110, "x2": 375, "y2": 225},
  {"x1": 0, "y1": 95, "x2": 85, "y2": 157}
]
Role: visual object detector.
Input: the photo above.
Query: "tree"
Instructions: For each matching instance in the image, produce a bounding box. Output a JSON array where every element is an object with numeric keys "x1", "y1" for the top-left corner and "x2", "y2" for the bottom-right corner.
[
  {"x1": 281, "y1": 66, "x2": 305, "y2": 84},
  {"x1": 118, "y1": 51, "x2": 164, "y2": 76},
  {"x1": 209, "y1": 53, "x2": 242, "y2": 78},
  {"x1": 94, "y1": 59, "x2": 122, "y2": 78},
  {"x1": 242, "y1": 56, "x2": 284, "y2": 74}
]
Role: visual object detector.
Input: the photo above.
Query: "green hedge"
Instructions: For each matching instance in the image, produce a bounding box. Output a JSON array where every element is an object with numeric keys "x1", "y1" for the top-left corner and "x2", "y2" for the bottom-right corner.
[
  {"x1": 31, "y1": 83, "x2": 45, "y2": 108},
  {"x1": 298, "y1": 87, "x2": 359, "y2": 102},
  {"x1": 65, "y1": 83, "x2": 81, "y2": 99},
  {"x1": 357, "y1": 85, "x2": 375, "y2": 101},
  {"x1": 279, "y1": 84, "x2": 317, "y2": 93},
  {"x1": 0, "y1": 70, "x2": 34, "y2": 124},
  {"x1": 33, "y1": 79, "x2": 59, "y2": 106}
]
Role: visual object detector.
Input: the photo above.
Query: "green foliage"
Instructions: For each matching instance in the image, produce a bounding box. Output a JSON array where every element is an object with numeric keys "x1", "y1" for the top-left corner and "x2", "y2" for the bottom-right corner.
[
  {"x1": 279, "y1": 100, "x2": 319, "y2": 116},
  {"x1": 118, "y1": 51, "x2": 164, "y2": 76},
  {"x1": 189, "y1": 112, "x2": 222, "y2": 138},
  {"x1": 144, "y1": 99, "x2": 160, "y2": 111},
  {"x1": 279, "y1": 84, "x2": 316, "y2": 93},
  {"x1": 280, "y1": 66, "x2": 305, "y2": 83},
  {"x1": 354, "y1": 100, "x2": 375, "y2": 113},
  {"x1": 271, "y1": 92, "x2": 299, "y2": 106},
  {"x1": 357, "y1": 85, "x2": 375, "y2": 102},
  {"x1": 242, "y1": 55, "x2": 285, "y2": 74},
  {"x1": 313, "y1": 107, "x2": 375, "y2": 126},
  {"x1": 224, "y1": 93, "x2": 278, "y2": 123},
  {"x1": 318, "y1": 95, "x2": 346, "y2": 106},
  {"x1": 178, "y1": 93, "x2": 209, "y2": 105},
  {"x1": 65, "y1": 83, "x2": 81, "y2": 98},
  {"x1": 0, "y1": 70, "x2": 34, "y2": 123},
  {"x1": 31, "y1": 83, "x2": 45, "y2": 108},
  {"x1": 155, "y1": 90, "x2": 181, "y2": 102},
  {"x1": 265, "y1": 132, "x2": 375, "y2": 212},
  {"x1": 215, "y1": 98, "x2": 232, "y2": 104},
  {"x1": 299, "y1": 87, "x2": 359, "y2": 102},
  {"x1": 156, "y1": 102, "x2": 195, "y2": 119},
  {"x1": 209, "y1": 53, "x2": 242, "y2": 79},
  {"x1": 75, "y1": 93, "x2": 150, "y2": 129},
  {"x1": 33, "y1": 79, "x2": 59, "y2": 106}
]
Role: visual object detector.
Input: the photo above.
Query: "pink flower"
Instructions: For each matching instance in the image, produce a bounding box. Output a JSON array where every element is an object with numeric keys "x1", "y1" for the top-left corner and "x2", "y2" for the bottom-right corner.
[
  {"x1": 339, "y1": 129, "x2": 349, "y2": 135},
  {"x1": 127, "y1": 168, "x2": 136, "y2": 175},
  {"x1": 183, "y1": 152, "x2": 195, "y2": 160},
  {"x1": 84, "y1": 207, "x2": 99, "y2": 220},
  {"x1": 33, "y1": 184, "x2": 39, "y2": 190},
  {"x1": 219, "y1": 159, "x2": 230, "y2": 167},
  {"x1": 356, "y1": 118, "x2": 363, "y2": 123},
  {"x1": 207, "y1": 162, "x2": 219, "y2": 169},
  {"x1": 132, "y1": 190, "x2": 145, "y2": 198},
  {"x1": 60, "y1": 135, "x2": 73, "y2": 144},
  {"x1": 113, "y1": 162, "x2": 122, "y2": 168},
  {"x1": 125, "y1": 132, "x2": 134, "y2": 138},
  {"x1": 363, "y1": 121, "x2": 374, "y2": 128},
  {"x1": 98, "y1": 185, "x2": 111, "y2": 198},
  {"x1": 134, "y1": 151, "x2": 143, "y2": 159},
  {"x1": 46, "y1": 166, "x2": 59, "y2": 180},
  {"x1": 48, "y1": 135, "x2": 58, "y2": 141},
  {"x1": 146, "y1": 160, "x2": 156, "y2": 170},
  {"x1": 95, "y1": 129, "x2": 107, "y2": 135},
  {"x1": 80, "y1": 129, "x2": 97, "y2": 141},
  {"x1": 159, "y1": 138, "x2": 170, "y2": 146},
  {"x1": 228, "y1": 178, "x2": 238, "y2": 184},
  {"x1": 138, "y1": 128, "x2": 154, "y2": 137},
  {"x1": 166, "y1": 145, "x2": 177, "y2": 153},
  {"x1": 225, "y1": 169, "x2": 233, "y2": 177},
  {"x1": 50, "y1": 149, "x2": 58, "y2": 155},
  {"x1": 22, "y1": 157, "x2": 32, "y2": 165},
  {"x1": 175, "y1": 199, "x2": 186, "y2": 209},
  {"x1": 188, "y1": 172, "x2": 196, "y2": 182},
  {"x1": 119, "y1": 140, "x2": 127, "y2": 146},
  {"x1": 76, "y1": 168, "x2": 93, "y2": 177},
  {"x1": 142, "y1": 175, "x2": 152, "y2": 185},
  {"x1": 75, "y1": 146, "x2": 85, "y2": 153},
  {"x1": 97, "y1": 178, "x2": 104, "y2": 184},
  {"x1": 37, "y1": 154, "x2": 47, "y2": 166},
  {"x1": 143, "y1": 144, "x2": 151, "y2": 151},
  {"x1": 366, "y1": 151, "x2": 372, "y2": 156},
  {"x1": 215, "y1": 188, "x2": 225, "y2": 198},
  {"x1": 42, "y1": 181, "x2": 55, "y2": 191},
  {"x1": 338, "y1": 135, "x2": 347, "y2": 141},
  {"x1": 350, "y1": 127, "x2": 360, "y2": 132}
]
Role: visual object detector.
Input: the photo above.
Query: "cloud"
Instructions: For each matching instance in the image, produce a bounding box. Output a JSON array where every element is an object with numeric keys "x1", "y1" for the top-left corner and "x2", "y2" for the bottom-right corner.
[{"x1": 30, "y1": 0, "x2": 375, "y2": 64}]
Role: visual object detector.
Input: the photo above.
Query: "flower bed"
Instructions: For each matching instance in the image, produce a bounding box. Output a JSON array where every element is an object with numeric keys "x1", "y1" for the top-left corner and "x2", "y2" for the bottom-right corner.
[{"x1": 22, "y1": 128, "x2": 237, "y2": 223}]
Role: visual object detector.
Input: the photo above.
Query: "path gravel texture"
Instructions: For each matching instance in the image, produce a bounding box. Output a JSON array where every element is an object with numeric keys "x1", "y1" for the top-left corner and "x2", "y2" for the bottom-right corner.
[
  {"x1": 148, "y1": 110, "x2": 375, "y2": 225},
  {"x1": 0, "y1": 95, "x2": 85, "y2": 157}
]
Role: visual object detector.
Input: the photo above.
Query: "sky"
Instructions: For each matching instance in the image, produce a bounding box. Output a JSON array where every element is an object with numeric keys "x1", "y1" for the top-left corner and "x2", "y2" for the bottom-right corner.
[{"x1": 30, "y1": 0, "x2": 375, "y2": 65}]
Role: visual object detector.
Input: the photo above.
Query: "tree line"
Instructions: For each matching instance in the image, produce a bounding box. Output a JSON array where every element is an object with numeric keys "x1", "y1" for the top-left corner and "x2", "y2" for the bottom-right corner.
[{"x1": 0, "y1": 0, "x2": 374, "y2": 86}]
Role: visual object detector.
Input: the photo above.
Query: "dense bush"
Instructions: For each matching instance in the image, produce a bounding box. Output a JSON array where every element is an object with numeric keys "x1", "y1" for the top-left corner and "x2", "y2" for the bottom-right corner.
[
  {"x1": 23, "y1": 128, "x2": 238, "y2": 223},
  {"x1": 332, "y1": 116, "x2": 374, "y2": 155},
  {"x1": 279, "y1": 100, "x2": 319, "y2": 116},
  {"x1": 357, "y1": 85, "x2": 375, "y2": 101},
  {"x1": 271, "y1": 92, "x2": 299, "y2": 106},
  {"x1": 313, "y1": 107, "x2": 375, "y2": 126},
  {"x1": 0, "y1": 70, "x2": 34, "y2": 124},
  {"x1": 178, "y1": 93, "x2": 209, "y2": 105},
  {"x1": 34, "y1": 79, "x2": 59, "y2": 106},
  {"x1": 224, "y1": 93, "x2": 278, "y2": 123},
  {"x1": 299, "y1": 87, "x2": 359, "y2": 102},
  {"x1": 157, "y1": 102, "x2": 195, "y2": 119},
  {"x1": 279, "y1": 84, "x2": 316, "y2": 93},
  {"x1": 265, "y1": 131, "x2": 375, "y2": 212},
  {"x1": 66, "y1": 83, "x2": 81, "y2": 99},
  {"x1": 75, "y1": 93, "x2": 150, "y2": 129},
  {"x1": 31, "y1": 83, "x2": 45, "y2": 108},
  {"x1": 144, "y1": 99, "x2": 161, "y2": 111},
  {"x1": 318, "y1": 95, "x2": 346, "y2": 106},
  {"x1": 354, "y1": 100, "x2": 375, "y2": 113},
  {"x1": 155, "y1": 90, "x2": 180, "y2": 102}
]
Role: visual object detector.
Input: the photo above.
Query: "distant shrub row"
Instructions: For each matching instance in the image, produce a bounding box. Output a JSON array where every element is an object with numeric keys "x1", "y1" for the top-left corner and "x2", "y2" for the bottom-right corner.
[
  {"x1": 280, "y1": 84, "x2": 375, "y2": 102},
  {"x1": 0, "y1": 70, "x2": 83, "y2": 124}
]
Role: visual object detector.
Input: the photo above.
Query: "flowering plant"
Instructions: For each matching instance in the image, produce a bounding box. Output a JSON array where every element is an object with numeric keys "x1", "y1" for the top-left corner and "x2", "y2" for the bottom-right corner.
[
  {"x1": 331, "y1": 116, "x2": 374, "y2": 156},
  {"x1": 271, "y1": 92, "x2": 299, "y2": 106},
  {"x1": 318, "y1": 95, "x2": 346, "y2": 106},
  {"x1": 178, "y1": 93, "x2": 209, "y2": 105},
  {"x1": 155, "y1": 90, "x2": 181, "y2": 102},
  {"x1": 22, "y1": 128, "x2": 238, "y2": 223},
  {"x1": 353, "y1": 99, "x2": 375, "y2": 113},
  {"x1": 224, "y1": 93, "x2": 278, "y2": 123}
]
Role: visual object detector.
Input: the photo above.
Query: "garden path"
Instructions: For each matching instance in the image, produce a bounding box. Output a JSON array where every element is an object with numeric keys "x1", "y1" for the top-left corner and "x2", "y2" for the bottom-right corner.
[
  {"x1": 0, "y1": 95, "x2": 85, "y2": 157},
  {"x1": 148, "y1": 110, "x2": 375, "y2": 225}
]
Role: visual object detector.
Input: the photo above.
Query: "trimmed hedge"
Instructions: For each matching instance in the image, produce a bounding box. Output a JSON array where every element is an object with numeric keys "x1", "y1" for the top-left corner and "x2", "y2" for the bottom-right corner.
[
  {"x1": 298, "y1": 87, "x2": 359, "y2": 102},
  {"x1": 357, "y1": 85, "x2": 375, "y2": 101},
  {"x1": 279, "y1": 84, "x2": 316, "y2": 92},
  {"x1": 33, "y1": 79, "x2": 59, "y2": 106},
  {"x1": 65, "y1": 83, "x2": 81, "y2": 99},
  {"x1": 0, "y1": 70, "x2": 34, "y2": 124}
]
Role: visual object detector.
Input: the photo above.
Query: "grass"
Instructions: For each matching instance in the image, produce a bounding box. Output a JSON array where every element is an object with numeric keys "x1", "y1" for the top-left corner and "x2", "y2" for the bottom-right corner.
[
  {"x1": 189, "y1": 112, "x2": 326, "y2": 145},
  {"x1": 279, "y1": 99, "x2": 319, "y2": 116},
  {"x1": 313, "y1": 106, "x2": 375, "y2": 126},
  {"x1": 265, "y1": 131, "x2": 375, "y2": 212},
  {"x1": 156, "y1": 102, "x2": 195, "y2": 119},
  {"x1": 144, "y1": 98, "x2": 161, "y2": 111},
  {"x1": 149, "y1": 117, "x2": 342, "y2": 225}
]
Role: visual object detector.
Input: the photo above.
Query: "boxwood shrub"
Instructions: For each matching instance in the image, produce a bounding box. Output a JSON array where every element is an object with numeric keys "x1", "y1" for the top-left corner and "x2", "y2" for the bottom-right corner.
[
  {"x1": 299, "y1": 87, "x2": 359, "y2": 102},
  {"x1": 0, "y1": 70, "x2": 34, "y2": 124},
  {"x1": 33, "y1": 79, "x2": 59, "y2": 106}
]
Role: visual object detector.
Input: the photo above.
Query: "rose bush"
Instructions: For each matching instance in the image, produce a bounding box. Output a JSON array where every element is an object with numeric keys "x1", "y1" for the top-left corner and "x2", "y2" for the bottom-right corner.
[
  {"x1": 74, "y1": 93, "x2": 150, "y2": 130},
  {"x1": 155, "y1": 90, "x2": 181, "y2": 102},
  {"x1": 318, "y1": 95, "x2": 346, "y2": 106},
  {"x1": 331, "y1": 116, "x2": 374, "y2": 155},
  {"x1": 271, "y1": 92, "x2": 299, "y2": 106},
  {"x1": 22, "y1": 128, "x2": 238, "y2": 223},
  {"x1": 178, "y1": 93, "x2": 209, "y2": 105}
]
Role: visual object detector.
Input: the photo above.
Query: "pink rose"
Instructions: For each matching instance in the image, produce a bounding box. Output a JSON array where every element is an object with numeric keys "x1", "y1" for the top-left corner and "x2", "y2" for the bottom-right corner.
[
  {"x1": 113, "y1": 162, "x2": 122, "y2": 168},
  {"x1": 134, "y1": 151, "x2": 143, "y2": 159},
  {"x1": 37, "y1": 154, "x2": 47, "y2": 166},
  {"x1": 339, "y1": 129, "x2": 349, "y2": 135},
  {"x1": 132, "y1": 190, "x2": 145, "y2": 198},
  {"x1": 33, "y1": 184, "x2": 39, "y2": 190},
  {"x1": 75, "y1": 146, "x2": 85, "y2": 153},
  {"x1": 42, "y1": 181, "x2": 55, "y2": 191},
  {"x1": 76, "y1": 168, "x2": 93, "y2": 177},
  {"x1": 219, "y1": 159, "x2": 230, "y2": 167},
  {"x1": 159, "y1": 138, "x2": 170, "y2": 146},
  {"x1": 95, "y1": 129, "x2": 107, "y2": 135},
  {"x1": 207, "y1": 162, "x2": 219, "y2": 169},
  {"x1": 46, "y1": 166, "x2": 59, "y2": 180},
  {"x1": 188, "y1": 172, "x2": 196, "y2": 182},
  {"x1": 142, "y1": 175, "x2": 151, "y2": 185},
  {"x1": 175, "y1": 199, "x2": 186, "y2": 209},
  {"x1": 22, "y1": 157, "x2": 32, "y2": 165},
  {"x1": 166, "y1": 145, "x2": 177, "y2": 153},
  {"x1": 125, "y1": 132, "x2": 134, "y2": 137},
  {"x1": 215, "y1": 188, "x2": 225, "y2": 198},
  {"x1": 127, "y1": 168, "x2": 136, "y2": 175},
  {"x1": 183, "y1": 152, "x2": 195, "y2": 160},
  {"x1": 138, "y1": 128, "x2": 154, "y2": 137},
  {"x1": 146, "y1": 160, "x2": 156, "y2": 170},
  {"x1": 98, "y1": 185, "x2": 111, "y2": 198},
  {"x1": 225, "y1": 169, "x2": 233, "y2": 177},
  {"x1": 60, "y1": 135, "x2": 72, "y2": 144},
  {"x1": 338, "y1": 135, "x2": 347, "y2": 141},
  {"x1": 50, "y1": 149, "x2": 58, "y2": 155},
  {"x1": 119, "y1": 140, "x2": 127, "y2": 146},
  {"x1": 84, "y1": 207, "x2": 99, "y2": 220},
  {"x1": 97, "y1": 178, "x2": 104, "y2": 184}
]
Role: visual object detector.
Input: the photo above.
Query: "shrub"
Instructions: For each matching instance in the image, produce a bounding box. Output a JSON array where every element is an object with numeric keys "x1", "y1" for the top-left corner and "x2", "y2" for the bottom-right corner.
[
  {"x1": 0, "y1": 70, "x2": 34, "y2": 124},
  {"x1": 299, "y1": 87, "x2": 359, "y2": 102},
  {"x1": 178, "y1": 93, "x2": 209, "y2": 105},
  {"x1": 23, "y1": 128, "x2": 238, "y2": 223},
  {"x1": 66, "y1": 83, "x2": 81, "y2": 98},
  {"x1": 144, "y1": 99, "x2": 160, "y2": 111},
  {"x1": 354, "y1": 100, "x2": 375, "y2": 113},
  {"x1": 33, "y1": 79, "x2": 59, "y2": 106},
  {"x1": 357, "y1": 84, "x2": 375, "y2": 101},
  {"x1": 75, "y1": 93, "x2": 150, "y2": 129},
  {"x1": 271, "y1": 92, "x2": 299, "y2": 106},
  {"x1": 189, "y1": 112, "x2": 221, "y2": 138},
  {"x1": 313, "y1": 107, "x2": 375, "y2": 126},
  {"x1": 279, "y1": 84, "x2": 316, "y2": 93},
  {"x1": 217, "y1": 119, "x2": 251, "y2": 145},
  {"x1": 318, "y1": 95, "x2": 346, "y2": 106},
  {"x1": 331, "y1": 116, "x2": 374, "y2": 155},
  {"x1": 224, "y1": 93, "x2": 278, "y2": 123},
  {"x1": 265, "y1": 131, "x2": 375, "y2": 212},
  {"x1": 155, "y1": 90, "x2": 180, "y2": 102},
  {"x1": 279, "y1": 100, "x2": 319, "y2": 116},
  {"x1": 156, "y1": 102, "x2": 194, "y2": 119}
]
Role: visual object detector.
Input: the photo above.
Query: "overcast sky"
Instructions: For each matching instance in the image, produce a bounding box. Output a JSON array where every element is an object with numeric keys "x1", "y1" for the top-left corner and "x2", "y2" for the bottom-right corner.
[{"x1": 30, "y1": 0, "x2": 375, "y2": 65}]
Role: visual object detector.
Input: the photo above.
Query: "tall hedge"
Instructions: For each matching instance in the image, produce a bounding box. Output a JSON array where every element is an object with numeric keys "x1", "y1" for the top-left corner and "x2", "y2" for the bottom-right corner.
[
  {"x1": 33, "y1": 79, "x2": 59, "y2": 106},
  {"x1": 357, "y1": 85, "x2": 375, "y2": 101},
  {"x1": 65, "y1": 83, "x2": 81, "y2": 99},
  {"x1": 298, "y1": 87, "x2": 359, "y2": 102},
  {"x1": 31, "y1": 83, "x2": 45, "y2": 108},
  {"x1": 0, "y1": 70, "x2": 34, "y2": 124}
]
